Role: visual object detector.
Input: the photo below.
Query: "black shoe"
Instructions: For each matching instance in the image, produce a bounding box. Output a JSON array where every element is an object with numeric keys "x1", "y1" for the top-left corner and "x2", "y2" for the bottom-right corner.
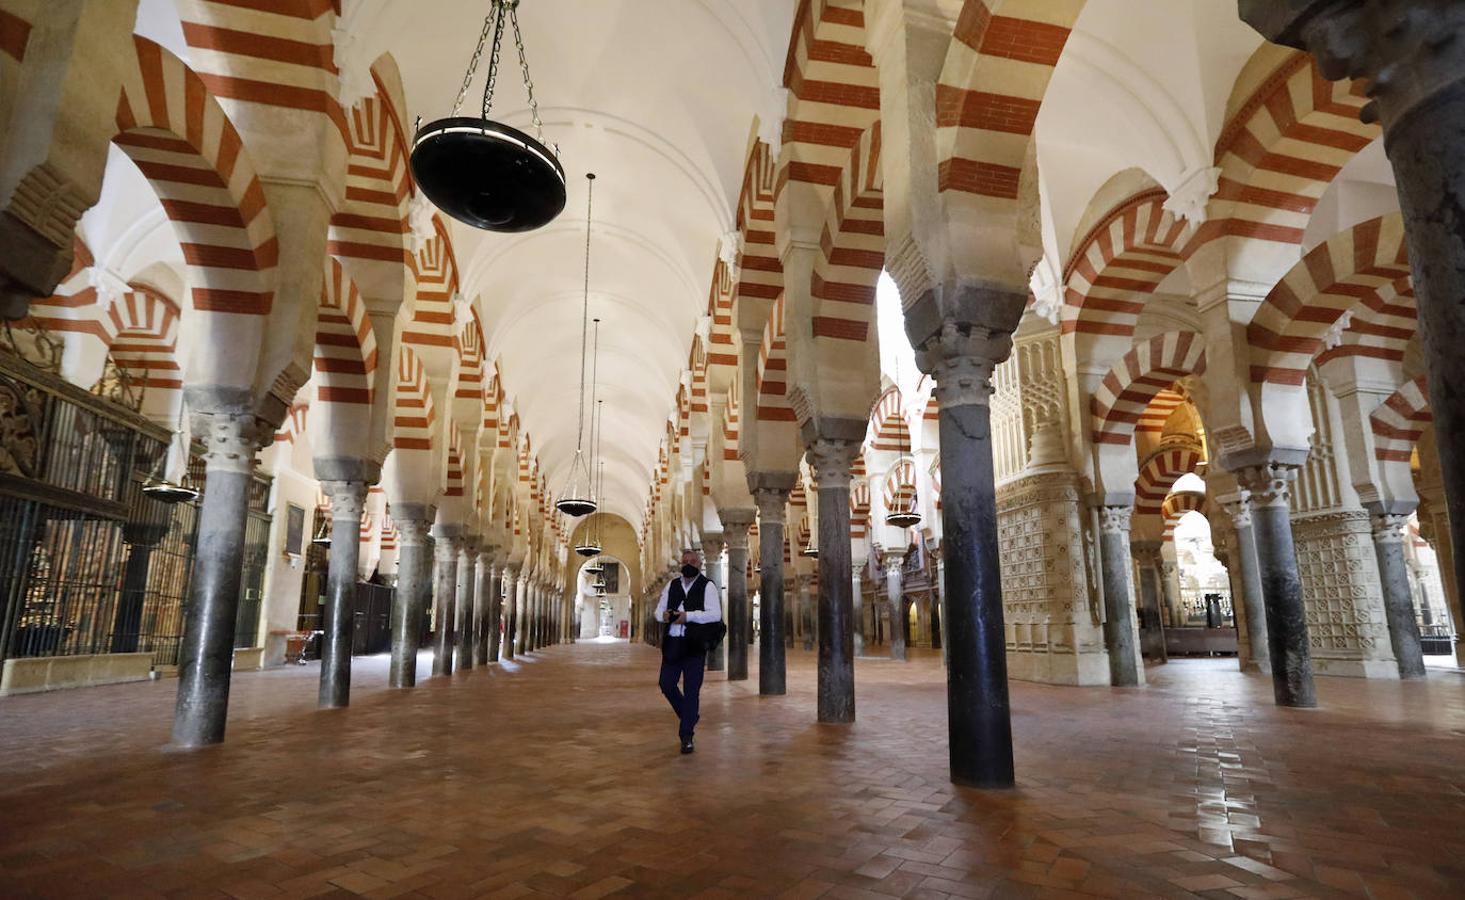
[{"x1": 680, "y1": 736, "x2": 694, "y2": 755}]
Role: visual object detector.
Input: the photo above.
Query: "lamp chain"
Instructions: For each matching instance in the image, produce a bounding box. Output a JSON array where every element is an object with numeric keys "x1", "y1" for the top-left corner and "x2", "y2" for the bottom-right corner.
[
  {"x1": 481, "y1": 0, "x2": 509, "y2": 118},
  {"x1": 509, "y1": 4, "x2": 548, "y2": 148},
  {"x1": 574, "y1": 174, "x2": 595, "y2": 452},
  {"x1": 451, "y1": 8, "x2": 494, "y2": 116}
]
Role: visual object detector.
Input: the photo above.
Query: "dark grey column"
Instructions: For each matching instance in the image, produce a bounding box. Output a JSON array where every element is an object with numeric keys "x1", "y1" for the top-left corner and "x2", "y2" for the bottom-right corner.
[
  {"x1": 753, "y1": 482, "x2": 792, "y2": 695},
  {"x1": 1130, "y1": 540, "x2": 1168, "y2": 664},
  {"x1": 703, "y1": 535, "x2": 727, "y2": 672},
  {"x1": 911, "y1": 322, "x2": 1015, "y2": 789},
  {"x1": 431, "y1": 528, "x2": 459, "y2": 677},
  {"x1": 475, "y1": 552, "x2": 492, "y2": 664},
  {"x1": 319, "y1": 480, "x2": 368, "y2": 708},
  {"x1": 851, "y1": 563, "x2": 865, "y2": 658},
  {"x1": 722, "y1": 515, "x2": 753, "y2": 681},
  {"x1": 455, "y1": 539, "x2": 477, "y2": 670},
  {"x1": 502, "y1": 566, "x2": 518, "y2": 660},
  {"x1": 800, "y1": 574, "x2": 816, "y2": 651},
  {"x1": 882, "y1": 552, "x2": 907, "y2": 661},
  {"x1": 389, "y1": 512, "x2": 433, "y2": 687},
  {"x1": 1218, "y1": 492, "x2": 1272, "y2": 674},
  {"x1": 112, "y1": 523, "x2": 168, "y2": 653},
  {"x1": 486, "y1": 561, "x2": 502, "y2": 662},
  {"x1": 1241, "y1": 2, "x2": 1465, "y2": 657},
  {"x1": 514, "y1": 575, "x2": 528, "y2": 655},
  {"x1": 1236, "y1": 464, "x2": 1317, "y2": 707},
  {"x1": 808, "y1": 435, "x2": 860, "y2": 724},
  {"x1": 170, "y1": 412, "x2": 269, "y2": 749},
  {"x1": 1373, "y1": 513, "x2": 1427, "y2": 679},
  {"x1": 1098, "y1": 506, "x2": 1140, "y2": 686}
]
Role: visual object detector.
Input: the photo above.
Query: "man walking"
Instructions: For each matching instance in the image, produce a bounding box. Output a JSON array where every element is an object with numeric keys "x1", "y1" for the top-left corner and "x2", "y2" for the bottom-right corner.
[{"x1": 656, "y1": 549, "x2": 722, "y2": 754}]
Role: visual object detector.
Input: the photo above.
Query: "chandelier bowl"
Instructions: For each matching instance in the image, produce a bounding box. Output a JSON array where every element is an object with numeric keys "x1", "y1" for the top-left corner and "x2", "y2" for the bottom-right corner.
[
  {"x1": 884, "y1": 511, "x2": 922, "y2": 528},
  {"x1": 573, "y1": 541, "x2": 602, "y2": 558},
  {"x1": 555, "y1": 497, "x2": 597, "y2": 518},
  {"x1": 411, "y1": 117, "x2": 565, "y2": 232},
  {"x1": 142, "y1": 479, "x2": 199, "y2": 505}
]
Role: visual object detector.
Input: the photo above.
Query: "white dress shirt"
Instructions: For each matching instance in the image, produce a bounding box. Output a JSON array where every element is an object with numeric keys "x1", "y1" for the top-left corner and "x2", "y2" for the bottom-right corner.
[{"x1": 655, "y1": 574, "x2": 722, "y2": 637}]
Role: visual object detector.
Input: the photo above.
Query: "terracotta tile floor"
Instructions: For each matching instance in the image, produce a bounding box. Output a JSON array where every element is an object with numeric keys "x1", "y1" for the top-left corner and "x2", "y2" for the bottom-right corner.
[{"x1": 3, "y1": 642, "x2": 1465, "y2": 899}]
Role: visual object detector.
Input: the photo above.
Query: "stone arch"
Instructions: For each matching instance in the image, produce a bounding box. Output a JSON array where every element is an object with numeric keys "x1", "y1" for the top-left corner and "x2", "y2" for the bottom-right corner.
[
  {"x1": 1061, "y1": 189, "x2": 1187, "y2": 344},
  {"x1": 329, "y1": 55, "x2": 414, "y2": 286},
  {"x1": 104, "y1": 284, "x2": 182, "y2": 393},
  {"x1": 1090, "y1": 331, "x2": 1207, "y2": 446},
  {"x1": 850, "y1": 479, "x2": 871, "y2": 542},
  {"x1": 1370, "y1": 375, "x2": 1429, "y2": 464},
  {"x1": 1161, "y1": 490, "x2": 1206, "y2": 543},
  {"x1": 868, "y1": 385, "x2": 910, "y2": 452},
  {"x1": 1200, "y1": 50, "x2": 1379, "y2": 283},
  {"x1": 755, "y1": 293, "x2": 792, "y2": 422},
  {"x1": 315, "y1": 256, "x2": 377, "y2": 407},
  {"x1": 112, "y1": 35, "x2": 278, "y2": 387},
  {"x1": 1134, "y1": 437, "x2": 1205, "y2": 522},
  {"x1": 1248, "y1": 213, "x2": 1412, "y2": 387},
  {"x1": 882, "y1": 457, "x2": 919, "y2": 521}
]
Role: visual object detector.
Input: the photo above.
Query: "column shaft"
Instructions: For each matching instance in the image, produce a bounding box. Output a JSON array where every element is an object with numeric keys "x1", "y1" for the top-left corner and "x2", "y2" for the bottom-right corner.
[
  {"x1": 810, "y1": 437, "x2": 858, "y2": 724},
  {"x1": 389, "y1": 516, "x2": 431, "y2": 687},
  {"x1": 455, "y1": 544, "x2": 476, "y2": 670},
  {"x1": 754, "y1": 488, "x2": 790, "y2": 695},
  {"x1": 1374, "y1": 515, "x2": 1427, "y2": 678},
  {"x1": 432, "y1": 535, "x2": 458, "y2": 677},
  {"x1": 724, "y1": 521, "x2": 752, "y2": 681},
  {"x1": 883, "y1": 556, "x2": 907, "y2": 661},
  {"x1": 171, "y1": 413, "x2": 267, "y2": 749},
  {"x1": 704, "y1": 538, "x2": 727, "y2": 672},
  {"x1": 502, "y1": 569, "x2": 518, "y2": 660},
  {"x1": 1220, "y1": 495, "x2": 1272, "y2": 674},
  {"x1": 1098, "y1": 507, "x2": 1140, "y2": 686},
  {"x1": 1239, "y1": 465, "x2": 1317, "y2": 707},
  {"x1": 319, "y1": 481, "x2": 367, "y2": 708}
]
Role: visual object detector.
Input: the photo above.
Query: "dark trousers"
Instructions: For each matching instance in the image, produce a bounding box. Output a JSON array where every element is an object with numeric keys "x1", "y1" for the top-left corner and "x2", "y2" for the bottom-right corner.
[{"x1": 659, "y1": 637, "x2": 705, "y2": 738}]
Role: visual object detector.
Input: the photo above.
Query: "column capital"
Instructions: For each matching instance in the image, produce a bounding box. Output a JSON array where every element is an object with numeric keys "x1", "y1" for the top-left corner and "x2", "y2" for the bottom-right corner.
[
  {"x1": 1235, "y1": 463, "x2": 1298, "y2": 509},
  {"x1": 912, "y1": 317, "x2": 1015, "y2": 409},
  {"x1": 1372, "y1": 513, "x2": 1409, "y2": 545},
  {"x1": 1215, "y1": 490, "x2": 1254, "y2": 529},
  {"x1": 881, "y1": 550, "x2": 905, "y2": 575},
  {"x1": 805, "y1": 437, "x2": 862, "y2": 490},
  {"x1": 753, "y1": 487, "x2": 790, "y2": 524},
  {"x1": 701, "y1": 534, "x2": 726, "y2": 556},
  {"x1": 1130, "y1": 539, "x2": 1163, "y2": 567},
  {"x1": 722, "y1": 514, "x2": 753, "y2": 551},
  {"x1": 1241, "y1": 0, "x2": 1465, "y2": 131},
  {"x1": 392, "y1": 512, "x2": 433, "y2": 546},
  {"x1": 191, "y1": 411, "x2": 273, "y2": 475},
  {"x1": 1098, "y1": 505, "x2": 1133, "y2": 535},
  {"x1": 320, "y1": 480, "x2": 369, "y2": 520}
]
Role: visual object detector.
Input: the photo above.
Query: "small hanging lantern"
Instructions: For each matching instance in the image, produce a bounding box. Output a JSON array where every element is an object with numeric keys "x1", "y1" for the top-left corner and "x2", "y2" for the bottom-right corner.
[
  {"x1": 884, "y1": 504, "x2": 922, "y2": 529},
  {"x1": 583, "y1": 556, "x2": 604, "y2": 575},
  {"x1": 883, "y1": 355, "x2": 922, "y2": 529},
  {"x1": 555, "y1": 178, "x2": 600, "y2": 518},
  {"x1": 142, "y1": 428, "x2": 199, "y2": 504},
  {"x1": 410, "y1": 0, "x2": 564, "y2": 232}
]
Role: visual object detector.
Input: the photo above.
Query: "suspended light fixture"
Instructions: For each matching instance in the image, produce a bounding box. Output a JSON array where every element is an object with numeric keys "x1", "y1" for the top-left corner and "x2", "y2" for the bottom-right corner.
[
  {"x1": 557, "y1": 178, "x2": 599, "y2": 518},
  {"x1": 884, "y1": 351, "x2": 922, "y2": 529},
  {"x1": 584, "y1": 556, "x2": 604, "y2": 575},
  {"x1": 575, "y1": 396, "x2": 606, "y2": 557},
  {"x1": 409, "y1": 0, "x2": 565, "y2": 232},
  {"x1": 142, "y1": 414, "x2": 199, "y2": 504}
]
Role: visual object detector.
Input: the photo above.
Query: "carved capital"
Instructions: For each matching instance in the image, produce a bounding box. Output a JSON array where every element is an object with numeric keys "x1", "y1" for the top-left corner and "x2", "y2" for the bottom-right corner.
[
  {"x1": 805, "y1": 437, "x2": 861, "y2": 490},
  {"x1": 321, "y1": 480, "x2": 368, "y2": 522},
  {"x1": 1098, "y1": 505, "x2": 1132, "y2": 535},
  {"x1": 913, "y1": 320, "x2": 1009, "y2": 409},
  {"x1": 753, "y1": 487, "x2": 790, "y2": 525},
  {"x1": 191, "y1": 411, "x2": 272, "y2": 476},
  {"x1": 1235, "y1": 463, "x2": 1297, "y2": 509},
  {"x1": 1371, "y1": 513, "x2": 1409, "y2": 545},
  {"x1": 1216, "y1": 490, "x2": 1254, "y2": 529}
]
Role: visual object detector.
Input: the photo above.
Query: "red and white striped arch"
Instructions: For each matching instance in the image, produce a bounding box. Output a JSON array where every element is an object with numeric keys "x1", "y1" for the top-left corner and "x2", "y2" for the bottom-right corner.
[
  {"x1": 1161, "y1": 490, "x2": 1206, "y2": 543},
  {"x1": 780, "y1": 1, "x2": 879, "y2": 215},
  {"x1": 1248, "y1": 214, "x2": 1411, "y2": 386},
  {"x1": 1136, "y1": 386, "x2": 1188, "y2": 438},
  {"x1": 1091, "y1": 331, "x2": 1207, "y2": 446},
  {"x1": 705, "y1": 257, "x2": 739, "y2": 378},
  {"x1": 106, "y1": 286, "x2": 183, "y2": 391},
  {"x1": 114, "y1": 36, "x2": 277, "y2": 318},
  {"x1": 401, "y1": 216, "x2": 460, "y2": 353},
  {"x1": 868, "y1": 385, "x2": 910, "y2": 452},
  {"x1": 392, "y1": 345, "x2": 434, "y2": 452},
  {"x1": 756, "y1": 294, "x2": 793, "y2": 422},
  {"x1": 1134, "y1": 441, "x2": 1205, "y2": 520},
  {"x1": 315, "y1": 256, "x2": 376, "y2": 406},
  {"x1": 1370, "y1": 375, "x2": 1429, "y2": 464},
  {"x1": 444, "y1": 424, "x2": 465, "y2": 500},
  {"x1": 811, "y1": 122, "x2": 884, "y2": 349},
  {"x1": 1203, "y1": 53, "x2": 1377, "y2": 263},
  {"x1": 329, "y1": 69, "x2": 413, "y2": 272},
  {"x1": 736, "y1": 141, "x2": 782, "y2": 309},
  {"x1": 721, "y1": 381, "x2": 742, "y2": 460},
  {"x1": 454, "y1": 307, "x2": 486, "y2": 404},
  {"x1": 1062, "y1": 190, "x2": 1187, "y2": 339},
  {"x1": 936, "y1": 1, "x2": 1084, "y2": 203},
  {"x1": 882, "y1": 458, "x2": 918, "y2": 519},
  {"x1": 850, "y1": 481, "x2": 870, "y2": 541}
]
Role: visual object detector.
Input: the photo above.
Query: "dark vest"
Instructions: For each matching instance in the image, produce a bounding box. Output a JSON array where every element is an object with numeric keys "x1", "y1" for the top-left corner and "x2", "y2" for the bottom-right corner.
[{"x1": 663, "y1": 575, "x2": 709, "y2": 658}]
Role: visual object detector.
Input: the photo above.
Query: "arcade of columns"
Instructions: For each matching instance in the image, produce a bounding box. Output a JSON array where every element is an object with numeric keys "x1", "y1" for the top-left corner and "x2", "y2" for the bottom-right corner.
[{"x1": 3, "y1": 0, "x2": 1465, "y2": 788}]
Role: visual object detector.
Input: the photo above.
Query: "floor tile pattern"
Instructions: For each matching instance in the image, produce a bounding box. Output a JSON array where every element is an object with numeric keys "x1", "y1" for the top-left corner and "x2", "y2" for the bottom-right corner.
[{"x1": 2, "y1": 643, "x2": 1464, "y2": 898}]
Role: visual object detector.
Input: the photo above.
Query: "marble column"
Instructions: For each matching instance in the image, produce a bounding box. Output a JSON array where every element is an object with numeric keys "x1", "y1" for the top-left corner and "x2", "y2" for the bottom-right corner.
[
  {"x1": 112, "y1": 522, "x2": 169, "y2": 653},
  {"x1": 1372, "y1": 514, "x2": 1427, "y2": 679},
  {"x1": 170, "y1": 412, "x2": 270, "y2": 748},
  {"x1": 1217, "y1": 492, "x2": 1272, "y2": 674},
  {"x1": 1159, "y1": 559, "x2": 1183, "y2": 629},
  {"x1": 431, "y1": 528, "x2": 460, "y2": 677},
  {"x1": 1242, "y1": 2, "x2": 1465, "y2": 636},
  {"x1": 525, "y1": 581, "x2": 537, "y2": 652},
  {"x1": 455, "y1": 539, "x2": 477, "y2": 670},
  {"x1": 882, "y1": 552, "x2": 907, "y2": 662},
  {"x1": 753, "y1": 483, "x2": 792, "y2": 695},
  {"x1": 318, "y1": 480, "x2": 368, "y2": 708},
  {"x1": 935, "y1": 551, "x2": 949, "y2": 668},
  {"x1": 1098, "y1": 506, "x2": 1141, "y2": 687},
  {"x1": 913, "y1": 324, "x2": 1015, "y2": 789},
  {"x1": 1130, "y1": 540, "x2": 1168, "y2": 664},
  {"x1": 501, "y1": 566, "x2": 518, "y2": 660},
  {"x1": 808, "y1": 436, "x2": 860, "y2": 724},
  {"x1": 722, "y1": 515, "x2": 753, "y2": 681},
  {"x1": 515, "y1": 576, "x2": 529, "y2": 655},
  {"x1": 476, "y1": 552, "x2": 493, "y2": 664},
  {"x1": 851, "y1": 563, "x2": 865, "y2": 658},
  {"x1": 389, "y1": 512, "x2": 432, "y2": 687},
  {"x1": 800, "y1": 573, "x2": 815, "y2": 652},
  {"x1": 703, "y1": 535, "x2": 727, "y2": 672},
  {"x1": 1236, "y1": 464, "x2": 1316, "y2": 708}
]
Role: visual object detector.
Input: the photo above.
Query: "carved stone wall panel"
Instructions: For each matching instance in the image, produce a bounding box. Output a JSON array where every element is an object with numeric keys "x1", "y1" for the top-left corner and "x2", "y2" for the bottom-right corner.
[
  {"x1": 1292, "y1": 509, "x2": 1398, "y2": 678},
  {"x1": 991, "y1": 332, "x2": 1067, "y2": 486},
  {"x1": 995, "y1": 471, "x2": 1108, "y2": 685}
]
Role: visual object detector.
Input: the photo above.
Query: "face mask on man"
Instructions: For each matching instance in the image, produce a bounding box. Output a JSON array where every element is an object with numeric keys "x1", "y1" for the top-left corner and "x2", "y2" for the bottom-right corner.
[{"x1": 681, "y1": 563, "x2": 699, "y2": 579}]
